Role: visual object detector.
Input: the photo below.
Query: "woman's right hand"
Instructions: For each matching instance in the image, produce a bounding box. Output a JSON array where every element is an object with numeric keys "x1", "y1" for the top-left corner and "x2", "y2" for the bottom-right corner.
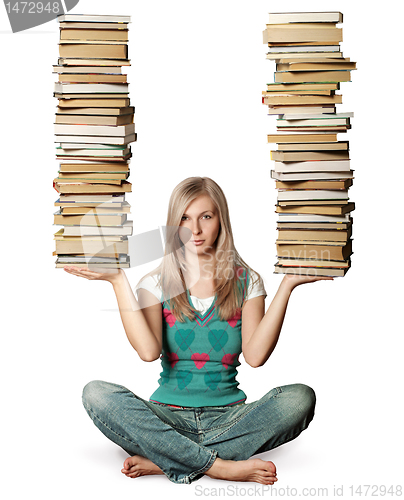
[{"x1": 63, "y1": 265, "x2": 124, "y2": 286}]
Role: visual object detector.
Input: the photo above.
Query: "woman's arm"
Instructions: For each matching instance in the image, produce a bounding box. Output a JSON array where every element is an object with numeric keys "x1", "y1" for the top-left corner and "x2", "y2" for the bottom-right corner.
[
  {"x1": 241, "y1": 274, "x2": 333, "y2": 368},
  {"x1": 64, "y1": 266, "x2": 162, "y2": 362}
]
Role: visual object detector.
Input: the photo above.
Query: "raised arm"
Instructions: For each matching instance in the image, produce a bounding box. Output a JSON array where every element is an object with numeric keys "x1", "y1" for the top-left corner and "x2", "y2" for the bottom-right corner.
[
  {"x1": 64, "y1": 266, "x2": 162, "y2": 362},
  {"x1": 241, "y1": 274, "x2": 333, "y2": 368}
]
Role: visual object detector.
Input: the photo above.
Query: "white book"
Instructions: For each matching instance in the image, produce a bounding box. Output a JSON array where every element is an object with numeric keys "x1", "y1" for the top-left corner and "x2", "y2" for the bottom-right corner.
[
  {"x1": 277, "y1": 190, "x2": 348, "y2": 201},
  {"x1": 55, "y1": 123, "x2": 135, "y2": 137},
  {"x1": 59, "y1": 194, "x2": 125, "y2": 202},
  {"x1": 54, "y1": 83, "x2": 128, "y2": 94},
  {"x1": 56, "y1": 147, "x2": 130, "y2": 157},
  {"x1": 271, "y1": 170, "x2": 354, "y2": 181},
  {"x1": 267, "y1": 52, "x2": 344, "y2": 60},
  {"x1": 267, "y1": 45, "x2": 340, "y2": 53},
  {"x1": 53, "y1": 65, "x2": 122, "y2": 74},
  {"x1": 57, "y1": 14, "x2": 131, "y2": 23},
  {"x1": 59, "y1": 143, "x2": 127, "y2": 150},
  {"x1": 63, "y1": 220, "x2": 133, "y2": 236},
  {"x1": 55, "y1": 134, "x2": 136, "y2": 145},
  {"x1": 274, "y1": 160, "x2": 351, "y2": 173},
  {"x1": 268, "y1": 106, "x2": 335, "y2": 116},
  {"x1": 277, "y1": 118, "x2": 349, "y2": 127},
  {"x1": 59, "y1": 159, "x2": 130, "y2": 165},
  {"x1": 283, "y1": 112, "x2": 353, "y2": 120},
  {"x1": 267, "y1": 12, "x2": 343, "y2": 24},
  {"x1": 57, "y1": 255, "x2": 129, "y2": 263},
  {"x1": 277, "y1": 213, "x2": 351, "y2": 223}
]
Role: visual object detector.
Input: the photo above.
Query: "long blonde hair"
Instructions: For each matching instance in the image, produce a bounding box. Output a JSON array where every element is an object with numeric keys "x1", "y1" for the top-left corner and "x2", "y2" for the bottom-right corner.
[{"x1": 138, "y1": 177, "x2": 261, "y2": 321}]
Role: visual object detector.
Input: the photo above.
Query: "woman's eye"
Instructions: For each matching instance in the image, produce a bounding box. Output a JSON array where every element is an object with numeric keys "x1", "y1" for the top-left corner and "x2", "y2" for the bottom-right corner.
[
  {"x1": 202, "y1": 215, "x2": 211, "y2": 219},
  {"x1": 181, "y1": 216, "x2": 188, "y2": 221}
]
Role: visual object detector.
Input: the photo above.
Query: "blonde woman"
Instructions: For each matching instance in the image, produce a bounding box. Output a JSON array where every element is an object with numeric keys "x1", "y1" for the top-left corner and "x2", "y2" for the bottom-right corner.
[{"x1": 64, "y1": 177, "x2": 332, "y2": 485}]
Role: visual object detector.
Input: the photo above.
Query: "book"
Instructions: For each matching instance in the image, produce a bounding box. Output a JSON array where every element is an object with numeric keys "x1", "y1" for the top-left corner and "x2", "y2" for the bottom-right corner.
[
  {"x1": 275, "y1": 179, "x2": 352, "y2": 190},
  {"x1": 53, "y1": 210, "x2": 128, "y2": 226},
  {"x1": 267, "y1": 52, "x2": 344, "y2": 60},
  {"x1": 277, "y1": 190, "x2": 349, "y2": 201},
  {"x1": 275, "y1": 71, "x2": 351, "y2": 84},
  {"x1": 62, "y1": 220, "x2": 133, "y2": 236},
  {"x1": 56, "y1": 260, "x2": 129, "y2": 269},
  {"x1": 53, "y1": 180, "x2": 132, "y2": 193},
  {"x1": 275, "y1": 203, "x2": 355, "y2": 216},
  {"x1": 267, "y1": 133, "x2": 338, "y2": 143},
  {"x1": 59, "y1": 22, "x2": 130, "y2": 29},
  {"x1": 59, "y1": 162, "x2": 129, "y2": 172},
  {"x1": 57, "y1": 14, "x2": 131, "y2": 23},
  {"x1": 274, "y1": 160, "x2": 350, "y2": 172},
  {"x1": 276, "y1": 239, "x2": 352, "y2": 261},
  {"x1": 276, "y1": 61, "x2": 356, "y2": 71},
  {"x1": 277, "y1": 117, "x2": 350, "y2": 127},
  {"x1": 53, "y1": 65, "x2": 123, "y2": 73},
  {"x1": 55, "y1": 133, "x2": 136, "y2": 145},
  {"x1": 277, "y1": 213, "x2": 351, "y2": 222},
  {"x1": 55, "y1": 176, "x2": 123, "y2": 186},
  {"x1": 274, "y1": 264, "x2": 349, "y2": 277},
  {"x1": 54, "y1": 123, "x2": 135, "y2": 136},
  {"x1": 277, "y1": 221, "x2": 352, "y2": 230},
  {"x1": 56, "y1": 147, "x2": 131, "y2": 159},
  {"x1": 60, "y1": 29, "x2": 129, "y2": 42},
  {"x1": 58, "y1": 57, "x2": 131, "y2": 66},
  {"x1": 277, "y1": 228, "x2": 351, "y2": 242},
  {"x1": 267, "y1": 45, "x2": 341, "y2": 53},
  {"x1": 58, "y1": 194, "x2": 125, "y2": 202},
  {"x1": 267, "y1": 12, "x2": 343, "y2": 24},
  {"x1": 55, "y1": 238, "x2": 130, "y2": 256},
  {"x1": 266, "y1": 83, "x2": 339, "y2": 91},
  {"x1": 58, "y1": 98, "x2": 130, "y2": 107},
  {"x1": 263, "y1": 95, "x2": 342, "y2": 105},
  {"x1": 57, "y1": 74, "x2": 128, "y2": 83},
  {"x1": 55, "y1": 114, "x2": 134, "y2": 126},
  {"x1": 263, "y1": 27, "x2": 343, "y2": 44},
  {"x1": 271, "y1": 171, "x2": 354, "y2": 181},
  {"x1": 268, "y1": 106, "x2": 336, "y2": 115},
  {"x1": 59, "y1": 204, "x2": 131, "y2": 214},
  {"x1": 59, "y1": 43, "x2": 128, "y2": 59},
  {"x1": 271, "y1": 151, "x2": 349, "y2": 162},
  {"x1": 282, "y1": 112, "x2": 353, "y2": 120},
  {"x1": 54, "y1": 82, "x2": 129, "y2": 94},
  {"x1": 57, "y1": 106, "x2": 133, "y2": 116}
]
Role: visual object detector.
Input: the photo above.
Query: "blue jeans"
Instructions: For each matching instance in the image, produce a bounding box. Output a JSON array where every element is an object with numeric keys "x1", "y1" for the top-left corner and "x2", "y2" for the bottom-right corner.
[{"x1": 82, "y1": 380, "x2": 316, "y2": 484}]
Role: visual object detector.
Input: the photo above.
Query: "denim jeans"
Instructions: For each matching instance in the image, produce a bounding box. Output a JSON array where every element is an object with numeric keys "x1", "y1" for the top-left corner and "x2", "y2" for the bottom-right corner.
[{"x1": 82, "y1": 380, "x2": 316, "y2": 484}]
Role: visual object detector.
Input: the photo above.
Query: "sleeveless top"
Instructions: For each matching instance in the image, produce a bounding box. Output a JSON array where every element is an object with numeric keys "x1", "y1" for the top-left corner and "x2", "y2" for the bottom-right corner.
[{"x1": 149, "y1": 267, "x2": 250, "y2": 408}]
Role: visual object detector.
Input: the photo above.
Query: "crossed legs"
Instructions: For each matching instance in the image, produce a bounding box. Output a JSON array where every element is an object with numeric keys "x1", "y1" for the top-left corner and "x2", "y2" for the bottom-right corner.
[{"x1": 82, "y1": 381, "x2": 315, "y2": 485}]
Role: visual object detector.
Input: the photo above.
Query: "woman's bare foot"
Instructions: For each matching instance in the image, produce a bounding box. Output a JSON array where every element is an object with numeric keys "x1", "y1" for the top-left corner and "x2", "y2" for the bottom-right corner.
[
  {"x1": 205, "y1": 457, "x2": 277, "y2": 485},
  {"x1": 121, "y1": 455, "x2": 164, "y2": 478}
]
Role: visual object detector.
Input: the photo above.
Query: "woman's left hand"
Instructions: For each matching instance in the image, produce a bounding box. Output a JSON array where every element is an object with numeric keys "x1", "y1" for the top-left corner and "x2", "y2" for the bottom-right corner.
[{"x1": 281, "y1": 273, "x2": 334, "y2": 292}]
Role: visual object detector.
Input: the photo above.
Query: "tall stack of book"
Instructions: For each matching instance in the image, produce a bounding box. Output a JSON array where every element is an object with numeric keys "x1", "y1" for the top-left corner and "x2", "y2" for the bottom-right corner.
[
  {"x1": 263, "y1": 11, "x2": 355, "y2": 277},
  {"x1": 53, "y1": 14, "x2": 135, "y2": 269}
]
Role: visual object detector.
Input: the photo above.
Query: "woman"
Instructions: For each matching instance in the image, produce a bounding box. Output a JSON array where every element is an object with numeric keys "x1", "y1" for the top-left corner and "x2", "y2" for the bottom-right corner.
[{"x1": 64, "y1": 176, "x2": 332, "y2": 485}]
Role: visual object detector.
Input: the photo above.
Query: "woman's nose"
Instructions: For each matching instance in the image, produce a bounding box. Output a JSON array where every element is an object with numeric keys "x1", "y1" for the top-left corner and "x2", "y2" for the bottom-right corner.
[{"x1": 192, "y1": 221, "x2": 201, "y2": 234}]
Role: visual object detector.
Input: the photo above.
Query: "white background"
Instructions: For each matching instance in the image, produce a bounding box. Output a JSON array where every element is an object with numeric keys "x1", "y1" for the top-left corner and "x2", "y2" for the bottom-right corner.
[{"x1": 1, "y1": 0, "x2": 403, "y2": 498}]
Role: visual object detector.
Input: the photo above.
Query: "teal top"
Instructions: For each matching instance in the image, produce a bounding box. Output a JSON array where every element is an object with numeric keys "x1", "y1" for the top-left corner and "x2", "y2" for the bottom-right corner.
[{"x1": 149, "y1": 267, "x2": 250, "y2": 408}]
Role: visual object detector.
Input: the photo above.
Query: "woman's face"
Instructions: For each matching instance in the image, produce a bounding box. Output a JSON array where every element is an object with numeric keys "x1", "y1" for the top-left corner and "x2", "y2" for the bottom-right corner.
[{"x1": 178, "y1": 194, "x2": 220, "y2": 256}]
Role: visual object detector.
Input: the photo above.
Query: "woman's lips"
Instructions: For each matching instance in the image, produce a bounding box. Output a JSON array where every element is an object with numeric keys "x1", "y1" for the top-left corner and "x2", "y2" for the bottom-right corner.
[{"x1": 192, "y1": 240, "x2": 204, "y2": 246}]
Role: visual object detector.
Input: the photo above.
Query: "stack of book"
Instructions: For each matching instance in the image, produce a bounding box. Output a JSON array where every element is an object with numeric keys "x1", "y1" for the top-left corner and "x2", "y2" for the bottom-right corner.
[
  {"x1": 263, "y1": 11, "x2": 355, "y2": 277},
  {"x1": 53, "y1": 14, "x2": 134, "y2": 269}
]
